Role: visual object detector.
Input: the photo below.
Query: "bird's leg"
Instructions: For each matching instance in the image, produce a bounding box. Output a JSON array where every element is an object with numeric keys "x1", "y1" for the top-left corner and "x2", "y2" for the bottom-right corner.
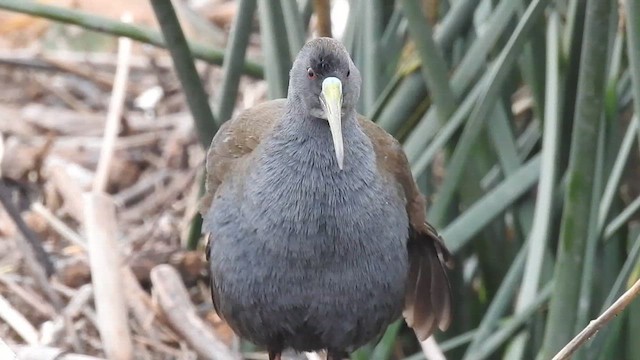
[
  {"x1": 268, "y1": 350, "x2": 282, "y2": 360},
  {"x1": 326, "y1": 350, "x2": 348, "y2": 360}
]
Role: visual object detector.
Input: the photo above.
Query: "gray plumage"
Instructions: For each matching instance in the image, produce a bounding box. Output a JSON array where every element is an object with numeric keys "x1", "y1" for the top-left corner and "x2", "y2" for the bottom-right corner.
[{"x1": 201, "y1": 38, "x2": 451, "y2": 359}]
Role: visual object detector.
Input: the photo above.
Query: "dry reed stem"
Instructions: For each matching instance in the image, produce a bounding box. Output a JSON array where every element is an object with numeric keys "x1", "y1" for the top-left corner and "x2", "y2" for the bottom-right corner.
[
  {"x1": 81, "y1": 12, "x2": 135, "y2": 360},
  {"x1": 13, "y1": 345, "x2": 106, "y2": 360},
  {"x1": 313, "y1": 0, "x2": 332, "y2": 37},
  {"x1": 0, "y1": 293, "x2": 39, "y2": 345},
  {"x1": 93, "y1": 13, "x2": 133, "y2": 193},
  {"x1": 552, "y1": 277, "x2": 640, "y2": 360},
  {"x1": 40, "y1": 284, "x2": 94, "y2": 346},
  {"x1": 0, "y1": 275, "x2": 56, "y2": 318},
  {"x1": 150, "y1": 264, "x2": 239, "y2": 360},
  {"x1": 31, "y1": 202, "x2": 87, "y2": 250},
  {"x1": 121, "y1": 267, "x2": 167, "y2": 341},
  {"x1": 83, "y1": 193, "x2": 133, "y2": 360}
]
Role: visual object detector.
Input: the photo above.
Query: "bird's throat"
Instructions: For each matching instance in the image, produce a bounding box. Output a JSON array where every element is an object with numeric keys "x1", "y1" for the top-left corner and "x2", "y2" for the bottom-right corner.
[{"x1": 273, "y1": 109, "x2": 362, "y2": 172}]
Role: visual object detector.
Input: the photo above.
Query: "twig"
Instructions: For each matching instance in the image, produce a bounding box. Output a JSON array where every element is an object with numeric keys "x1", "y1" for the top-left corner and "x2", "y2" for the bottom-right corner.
[
  {"x1": 552, "y1": 278, "x2": 640, "y2": 360},
  {"x1": 40, "y1": 284, "x2": 93, "y2": 347},
  {"x1": 112, "y1": 169, "x2": 170, "y2": 207},
  {"x1": 43, "y1": 57, "x2": 118, "y2": 90},
  {"x1": 120, "y1": 167, "x2": 198, "y2": 221},
  {"x1": 0, "y1": 53, "x2": 113, "y2": 91},
  {"x1": 0, "y1": 293, "x2": 39, "y2": 345},
  {"x1": 83, "y1": 193, "x2": 133, "y2": 360},
  {"x1": 12, "y1": 345, "x2": 105, "y2": 360},
  {"x1": 313, "y1": 0, "x2": 332, "y2": 37},
  {"x1": 30, "y1": 202, "x2": 87, "y2": 250},
  {"x1": 0, "y1": 275, "x2": 56, "y2": 318},
  {"x1": 150, "y1": 264, "x2": 239, "y2": 360},
  {"x1": 0, "y1": 0, "x2": 263, "y2": 78},
  {"x1": 0, "y1": 49, "x2": 173, "y2": 73},
  {"x1": 93, "y1": 13, "x2": 133, "y2": 193},
  {"x1": 132, "y1": 335, "x2": 184, "y2": 358},
  {"x1": 33, "y1": 75, "x2": 94, "y2": 114},
  {"x1": 85, "y1": 25, "x2": 135, "y2": 358},
  {"x1": 121, "y1": 267, "x2": 168, "y2": 341}
]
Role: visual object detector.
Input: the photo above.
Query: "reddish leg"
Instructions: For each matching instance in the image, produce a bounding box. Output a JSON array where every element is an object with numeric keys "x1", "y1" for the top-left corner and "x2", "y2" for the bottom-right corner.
[{"x1": 268, "y1": 350, "x2": 281, "y2": 360}]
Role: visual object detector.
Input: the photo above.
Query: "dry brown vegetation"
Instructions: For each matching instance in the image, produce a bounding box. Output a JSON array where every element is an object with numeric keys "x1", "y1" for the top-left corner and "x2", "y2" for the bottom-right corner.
[{"x1": 0, "y1": 1, "x2": 263, "y2": 358}]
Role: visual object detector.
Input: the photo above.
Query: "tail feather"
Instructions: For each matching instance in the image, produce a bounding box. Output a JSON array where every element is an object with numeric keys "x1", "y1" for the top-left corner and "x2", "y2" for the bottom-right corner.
[{"x1": 404, "y1": 226, "x2": 453, "y2": 340}]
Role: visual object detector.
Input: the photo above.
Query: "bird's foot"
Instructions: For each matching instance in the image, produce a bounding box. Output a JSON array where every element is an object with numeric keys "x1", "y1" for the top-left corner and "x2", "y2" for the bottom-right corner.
[{"x1": 269, "y1": 350, "x2": 282, "y2": 360}]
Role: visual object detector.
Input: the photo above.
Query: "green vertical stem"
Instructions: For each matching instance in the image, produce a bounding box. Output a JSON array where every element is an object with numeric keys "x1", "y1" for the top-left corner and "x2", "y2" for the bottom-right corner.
[
  {"x1": 435, "y1": 0, "x2": 481, "y2": 50},
  {"x1": 463, "y1": 246, "x2": 527, "y2": 357},
  {"x1": 626, "y1": 228, "x2": 640, "y2": 360},
  {"x1": 341, "y1": 0, "x2": 359, "y2": 54},
  {"x1": 427, "y1": 0, "x2": 551, "y2": 228},
  {"x1": 217, "y1": 0, "x2": 257, "y2": 124},
  {"x1": 375, "y1": 73, "x2": 428, "y2": 134},
  {"x1": 574, "y1": 116, "x2": 606, "y2": 334},
  {"x1": 362, "y1": 0, "x2": 382, "y2": 113},
  {"x1": 379, "y1": 8, "x2": 404, "y2": 80},
  {"x1": 373, "y1": 0, "x2": 479, "y2": 133},
  {"x1": 539, "y1": 0, "x2": 613, "y2": 357},
  {"x1": 623, "y1": 16, "x2": 640, "y2": 358},
  {"x1": 281, "y1": 0, "x2": 306, "y2": 59},
  {"x1": 504, "y1": 12, "x2": 562, "y2": 360},
  {"x1": 258, "y1": 0, "x2": 291, "y2": 99},
  {"x1": 300, "y1": 0, "x2": 314, "y2": 31},
  {"x1": 625, "y1": 0, "x2": 640, "y2": 109},
  {"x1": 401, "y1": 0, "x2": 457, "y2": 127},
  {"x1": 574, "y1": 117, "x2": 607, "y2": 360},
  {"x1": 403, "y1": 0, "x2": 520, "y2": 163},
  {"x1": 597, "y1": 29, "x2": 631, "y2": 234},
  {"x1": 558, "y1": 0, "x2": 586, "y2": 171},
  {"x1": 150, "y1": 0, "x2": 218, "y2": 147}
]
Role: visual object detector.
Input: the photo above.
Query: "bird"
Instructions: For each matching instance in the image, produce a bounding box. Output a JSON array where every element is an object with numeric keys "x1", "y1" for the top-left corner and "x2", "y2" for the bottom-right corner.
[{"x1": 200, "y1": 37, "x2": 452, "y2": 360}]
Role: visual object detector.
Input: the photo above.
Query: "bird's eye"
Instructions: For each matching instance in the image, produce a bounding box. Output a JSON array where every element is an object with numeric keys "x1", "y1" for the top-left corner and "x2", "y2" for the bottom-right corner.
[
  {"x1": 346, "y1": 69, "x2": 351, "y2": 77},
  {"x1": 307, "y1": 68, "x2": 316, "y2": 79}
]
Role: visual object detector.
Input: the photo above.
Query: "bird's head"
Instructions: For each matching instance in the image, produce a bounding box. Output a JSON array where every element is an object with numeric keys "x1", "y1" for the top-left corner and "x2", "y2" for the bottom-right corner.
[{"x1": 288, "y1": 37, "x2": 361, "y2": 170}]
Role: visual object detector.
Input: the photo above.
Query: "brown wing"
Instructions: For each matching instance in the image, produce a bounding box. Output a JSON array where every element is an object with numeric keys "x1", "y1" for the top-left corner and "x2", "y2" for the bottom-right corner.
[
  {"x1": 358, "y1": 116, "x2": 453, "y2": 341},
  {"x1": 200, "y1": 99, "x2": 286, "y2": 318},
  {"x1": 199, "y1": 99, "x2": 286, "y2": 215}
]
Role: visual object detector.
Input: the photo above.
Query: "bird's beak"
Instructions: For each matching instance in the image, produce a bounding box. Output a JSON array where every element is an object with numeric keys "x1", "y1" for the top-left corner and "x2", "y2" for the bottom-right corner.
[{"x1": 320, "y1": 77, "x2": 344, "y2": 170}]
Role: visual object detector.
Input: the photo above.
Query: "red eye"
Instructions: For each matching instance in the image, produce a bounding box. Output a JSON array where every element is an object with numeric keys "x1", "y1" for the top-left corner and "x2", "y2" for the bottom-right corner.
[{"x1": 307, "y1": 68, "x2": 316, "y2": 79}]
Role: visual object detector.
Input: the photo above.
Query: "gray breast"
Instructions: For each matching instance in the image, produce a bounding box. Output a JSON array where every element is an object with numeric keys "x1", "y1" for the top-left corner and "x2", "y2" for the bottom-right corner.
[{"x1": 206, "y1": 118, "x2": 409, "y2": 352}]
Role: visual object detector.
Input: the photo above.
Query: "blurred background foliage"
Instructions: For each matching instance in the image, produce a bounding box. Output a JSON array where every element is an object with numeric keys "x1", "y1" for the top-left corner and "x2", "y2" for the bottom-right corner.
[{"x1": 1, "y1": 0, "x2": 640, "y2": 359}]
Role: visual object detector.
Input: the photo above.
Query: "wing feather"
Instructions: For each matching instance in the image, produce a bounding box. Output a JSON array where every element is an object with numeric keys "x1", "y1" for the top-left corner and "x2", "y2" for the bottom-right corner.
[
  {"x1": 359, "y1": 116, "x2": 453, "y2": 340},
  {"x1": 200, "y1": 99, "x2": 286, "y2": 318},
  {"x1": 199, "y1": 99, "x2": 286, "y2": 216}
]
